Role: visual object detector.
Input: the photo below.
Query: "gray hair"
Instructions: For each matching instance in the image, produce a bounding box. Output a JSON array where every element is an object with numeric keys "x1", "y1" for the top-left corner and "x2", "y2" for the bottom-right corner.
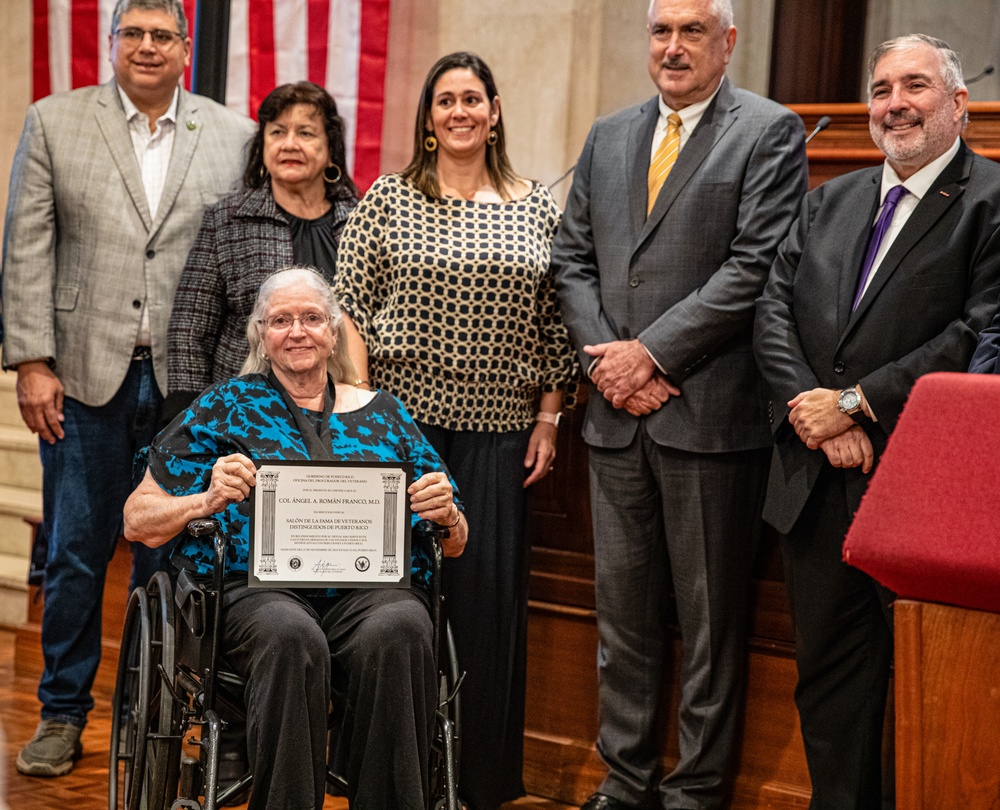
[
  {"x1": 867, "y1": 34, "x2": 966, "y2": 98},
  {"x1": 647, "y1": 0, "x2": 734, "y2": 31},
  {"x1": 111, "y1": 0, "x2": 188, "y2": 39},
  {"x1": 240, "y1": 266, "x2": 357, "y2": 384}
]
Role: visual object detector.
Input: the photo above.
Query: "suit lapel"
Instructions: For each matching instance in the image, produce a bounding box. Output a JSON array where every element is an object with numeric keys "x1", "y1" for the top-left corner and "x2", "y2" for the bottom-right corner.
[
  {"x1": 635, "y1": 79, "x2": 738, "y2": 249},
  {"x1": 626, "y1": 99, "x2": 659, "y2": 240},
  {"x1": 841, "y1": 145, "x2": 970, "y2": 343},
  {"x1": 95, "y1": 82, "x2": 151, "y2": 231},
  {"x1": 152, "y1": 88, "x2": 201, "y2": 238},
  {"x1": 836, "y1": 172, "x2": 881, "y2": 331}
]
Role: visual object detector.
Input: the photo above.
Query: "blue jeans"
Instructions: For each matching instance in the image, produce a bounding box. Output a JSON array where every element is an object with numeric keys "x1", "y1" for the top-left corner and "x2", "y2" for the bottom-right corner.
[{"x1": 38, "y1": 358, "x2": 172, "y2": 725}]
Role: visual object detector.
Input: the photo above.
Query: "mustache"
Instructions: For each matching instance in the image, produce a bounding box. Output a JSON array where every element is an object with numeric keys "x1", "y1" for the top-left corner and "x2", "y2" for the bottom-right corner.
[
  {"x1": 882, "y1": 113, "x2": 922, "y2": 128},
  {"x1": 662, "y1": 57, "x2": 689, "y2": 70}
]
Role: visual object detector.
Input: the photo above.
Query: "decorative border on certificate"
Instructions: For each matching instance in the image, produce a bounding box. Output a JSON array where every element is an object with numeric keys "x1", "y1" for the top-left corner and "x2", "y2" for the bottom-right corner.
[{"x1": 248, "y1": 460, "x2": 413, "y2": 589}]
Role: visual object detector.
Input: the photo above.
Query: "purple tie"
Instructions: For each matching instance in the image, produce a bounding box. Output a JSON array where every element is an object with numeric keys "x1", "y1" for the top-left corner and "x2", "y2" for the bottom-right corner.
[{"x1": 853, "y1": 184, "x2": 909, "y2": 311}]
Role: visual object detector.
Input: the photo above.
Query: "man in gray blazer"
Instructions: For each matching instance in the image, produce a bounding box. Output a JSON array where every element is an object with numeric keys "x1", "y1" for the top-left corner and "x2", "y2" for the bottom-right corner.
[
  {"x1": 1, "y1": 0, "x2": 252, "y2": 776},
  {"x1": 754, "y1": 35, "x2": 1000, "y2": 808},
  {"x1": 552, "y1": 1, "x2": 806, "y2": 807}
]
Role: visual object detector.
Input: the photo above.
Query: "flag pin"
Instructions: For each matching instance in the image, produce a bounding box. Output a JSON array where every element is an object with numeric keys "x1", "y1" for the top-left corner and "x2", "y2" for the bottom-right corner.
[
  {"x1": 940, "y1": 191, "x2": 950, "y2": 197},
  {"x1": 186, "y1": 120, "x2": 196, "y2": 131}
]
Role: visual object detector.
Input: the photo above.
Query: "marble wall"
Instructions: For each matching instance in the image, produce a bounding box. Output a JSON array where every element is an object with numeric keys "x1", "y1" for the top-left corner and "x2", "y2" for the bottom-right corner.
[
  {"x1": 0, "y1": 2, "x2": 32, "y2": 248},
  {"x1": 381, "y1": 0, "x2": 779, "y2": 203}
]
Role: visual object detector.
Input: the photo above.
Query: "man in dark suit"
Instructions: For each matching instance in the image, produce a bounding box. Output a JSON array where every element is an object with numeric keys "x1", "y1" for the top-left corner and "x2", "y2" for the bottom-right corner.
[
  {"x1": 551, "y1": 1, "x2": 807, "y2": 807},
  {"x1": 754, "y1": 34, "x2": 1000, "y2": 810}
]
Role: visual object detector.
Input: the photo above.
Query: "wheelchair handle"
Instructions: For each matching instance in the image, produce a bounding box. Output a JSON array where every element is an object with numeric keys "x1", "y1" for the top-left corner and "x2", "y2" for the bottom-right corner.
[{"x1": 186, "y1": 518, "x2": 222, "y2": 537}]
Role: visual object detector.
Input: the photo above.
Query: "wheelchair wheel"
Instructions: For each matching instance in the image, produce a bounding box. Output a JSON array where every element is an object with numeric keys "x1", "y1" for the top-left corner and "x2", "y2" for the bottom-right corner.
[
  {"x1": 109, "y1": 586, "x2": 153, "y2": 810},
  {"x1": 145, "y1": 572, "x2": 181, "y2": 809},
  {"x1": 428, "y1": 622, "x2": 462, "y2": 810}
]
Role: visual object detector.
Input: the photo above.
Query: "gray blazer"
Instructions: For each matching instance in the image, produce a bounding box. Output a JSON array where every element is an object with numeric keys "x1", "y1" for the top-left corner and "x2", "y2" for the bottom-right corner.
[
  {"x1": 2, "y1": 82, "x2": 254, "y2": 406},
  {"x1": 553, "y1": 79, "x2": 807, "y2": 454}
]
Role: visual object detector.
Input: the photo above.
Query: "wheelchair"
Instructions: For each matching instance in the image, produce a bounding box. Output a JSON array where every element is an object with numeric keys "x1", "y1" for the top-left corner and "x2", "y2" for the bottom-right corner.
[{"x1": 109, "y1": 518, "x2": 462, "y2": 810}]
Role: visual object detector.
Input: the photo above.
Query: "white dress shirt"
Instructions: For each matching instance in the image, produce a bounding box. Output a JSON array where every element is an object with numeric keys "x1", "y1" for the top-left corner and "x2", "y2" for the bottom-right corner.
[
  {"x1": 858, "y1": 136, "x2": 961, "y2": 301},
  {"x1": 117, "y1": 85, "x2": 179, "y2": 347}
]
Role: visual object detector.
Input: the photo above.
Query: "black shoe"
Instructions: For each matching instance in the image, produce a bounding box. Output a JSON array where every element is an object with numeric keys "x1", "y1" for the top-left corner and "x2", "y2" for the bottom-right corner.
[{"x1": 581, "y1": 793, "x2": 643, "y2": 810}]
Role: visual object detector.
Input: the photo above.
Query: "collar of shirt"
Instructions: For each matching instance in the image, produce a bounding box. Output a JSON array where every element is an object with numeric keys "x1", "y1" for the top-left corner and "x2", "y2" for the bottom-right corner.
[
  {"x1": 879, "y1": 136, "x2": 961, "y2": 205},
  {"x1": 652, "y1": 78, "x2": 724, "y2": 159},
  {"x1": 117, "y1": 84, "x2": 180, "y2": 138}
]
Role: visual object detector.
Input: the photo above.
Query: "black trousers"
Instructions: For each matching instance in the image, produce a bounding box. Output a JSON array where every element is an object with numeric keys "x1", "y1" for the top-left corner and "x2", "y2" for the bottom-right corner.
[
  {"x1": 221, "y1": 585, "x2": 436, "y2": 810},
  {"x1": 782, "y1": 465, "x2": 894, "y2": 810},
  {"x1": 416, "y1": 422, "x2": 533, "y2": 810}
]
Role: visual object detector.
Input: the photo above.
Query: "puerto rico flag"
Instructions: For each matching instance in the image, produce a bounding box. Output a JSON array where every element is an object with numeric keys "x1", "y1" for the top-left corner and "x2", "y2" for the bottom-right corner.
[{"x1": 31, "y1": 0, "x2": 390, "y2": 190}]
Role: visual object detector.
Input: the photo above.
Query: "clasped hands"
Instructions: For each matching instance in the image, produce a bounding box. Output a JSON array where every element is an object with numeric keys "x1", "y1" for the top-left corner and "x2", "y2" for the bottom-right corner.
[
  {"x1": 787, "y1": 388, "x2": 874, "y2": 473},
  {"x1": 585, "y1": 340, "x2": 680, "y2": 416}
]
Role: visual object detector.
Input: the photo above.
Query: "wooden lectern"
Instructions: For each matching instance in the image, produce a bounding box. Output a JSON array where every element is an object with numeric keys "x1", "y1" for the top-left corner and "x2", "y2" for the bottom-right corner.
[{"x1": 843, "y1": 372, "x2": 1000, "y2": 810}]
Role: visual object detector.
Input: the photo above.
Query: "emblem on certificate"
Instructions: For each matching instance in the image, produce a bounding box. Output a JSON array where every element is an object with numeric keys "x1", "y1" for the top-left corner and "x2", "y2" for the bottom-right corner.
[{"x1": 248, "y1": 460, "x2": 413, "y2": 588}]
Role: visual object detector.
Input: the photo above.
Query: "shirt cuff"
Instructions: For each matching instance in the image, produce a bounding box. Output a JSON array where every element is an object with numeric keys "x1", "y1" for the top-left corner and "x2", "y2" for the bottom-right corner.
[{"x1": 640, "y1": 343, "x2": 667, "y2": 375}]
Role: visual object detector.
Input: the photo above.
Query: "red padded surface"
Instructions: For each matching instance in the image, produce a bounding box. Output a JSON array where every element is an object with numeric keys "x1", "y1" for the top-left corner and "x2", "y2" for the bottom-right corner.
[{"x1": 843, "y1": 372, "x2": 1000, "y2": 614}]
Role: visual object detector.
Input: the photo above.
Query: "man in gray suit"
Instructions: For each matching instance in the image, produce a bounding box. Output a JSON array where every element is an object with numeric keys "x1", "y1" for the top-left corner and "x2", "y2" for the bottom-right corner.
[
  {"x1": 2, "y1": 0, "x2": 252, "y2": 776},
  {"x1": 755, "y1": 35, "x2": 1000, "y2": 808},
  {"x1": 552, "y1": 1, "x2": 807, "y2": 808}
]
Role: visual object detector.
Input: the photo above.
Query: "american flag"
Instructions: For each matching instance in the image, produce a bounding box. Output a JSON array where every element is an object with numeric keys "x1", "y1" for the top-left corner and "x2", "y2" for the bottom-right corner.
[{"x1": 31, "y1": 0, "x2": 389, "y2": 191}]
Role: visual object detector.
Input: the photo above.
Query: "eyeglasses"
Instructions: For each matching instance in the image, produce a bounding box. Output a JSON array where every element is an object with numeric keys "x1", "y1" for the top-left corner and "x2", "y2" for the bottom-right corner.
[
  {"x1": 114, "y1": 27, "x2": 184, "y2": 47},
  {"x1": 261, "y1": 312, "x2": 331, "y2": 332}
]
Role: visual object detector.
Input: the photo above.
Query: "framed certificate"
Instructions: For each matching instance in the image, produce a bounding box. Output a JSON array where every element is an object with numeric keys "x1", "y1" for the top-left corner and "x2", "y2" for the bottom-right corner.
[{"x1": 248, "y1": 460, "x2": 413, "y2": 589}]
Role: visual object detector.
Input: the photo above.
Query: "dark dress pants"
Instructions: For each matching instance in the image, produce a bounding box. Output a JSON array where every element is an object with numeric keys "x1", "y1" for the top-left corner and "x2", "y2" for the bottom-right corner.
[
  {"x1": 415, "y1": 422, "x2": 533, "y2": 810},
  {"x1": 588, "y1": 426, "x2": 768, "y2": 810},
  {"x1": 782, "y1": 465, "x2": 894, "y2": 810},
  {"x1": 222, "y1": 586, "x2": 435, "y2": 810}
]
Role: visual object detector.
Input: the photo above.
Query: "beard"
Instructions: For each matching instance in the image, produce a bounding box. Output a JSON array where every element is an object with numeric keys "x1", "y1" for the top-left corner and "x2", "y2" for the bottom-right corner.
[{"x1": 870, "y1": 101, "x2": 957, "y2": 169}]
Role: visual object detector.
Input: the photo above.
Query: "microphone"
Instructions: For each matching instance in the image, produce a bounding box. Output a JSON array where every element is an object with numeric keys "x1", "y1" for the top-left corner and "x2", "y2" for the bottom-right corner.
[
  {"x1": 965, "y1": 64, "x2": 995, "y2": 85},
  {"x1": 805, "y1": 115, "x2": 831, "y2": 145}
]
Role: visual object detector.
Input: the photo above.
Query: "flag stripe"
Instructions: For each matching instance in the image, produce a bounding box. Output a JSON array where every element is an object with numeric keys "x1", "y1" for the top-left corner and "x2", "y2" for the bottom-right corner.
[
  {"x1": 326, "y1": 0, "x2": 361, "y2": 178},
  {"x1": 248, "y1": 0, "x2": 277, "y2": 119},
  {"x1": 226, "y1": 0, "x2": 250, "y2": 115},
  {"x1": 307, "y1": 0, "x2": 329, "y2": 87},
  {"x1": 71, "y1": 0, "x2": 99, "y2": 88},
  {"x1": 32, "y1": 0, "x2": 388, "y2": 191},
  {"x1": 48, "y1": 0, "x2": 71, "y2": 95},
  {"x1": 183, "y1": 0, "x2": 196, "y2": 90},
  {"x1": 32, "y1": 0, "x2": 51, "y2": 99},
  {"x1": 355, "y1": 0, "x2": 390, "y2": 191},
  {"x1": 274, "y1": 0, "x2": 307, "y2": 86}
]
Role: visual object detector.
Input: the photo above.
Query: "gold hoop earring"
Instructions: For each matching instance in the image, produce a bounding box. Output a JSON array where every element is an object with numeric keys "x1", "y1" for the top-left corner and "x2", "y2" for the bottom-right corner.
[
  {"x1": 487, "y1": 130, "x2": 498, "y2": 146},
  {"x1": 324, "y1": 164, "x2": 342, "y2": 184},
  {"x1": 424, "y1": 135, "x2": 438, "y2": 152},
  {"x1": 258, "y1": 164, "x2": 269, "y2": 181},
  {"x1": 257, "y1": 343, "x2": 268, "y2": 361}
]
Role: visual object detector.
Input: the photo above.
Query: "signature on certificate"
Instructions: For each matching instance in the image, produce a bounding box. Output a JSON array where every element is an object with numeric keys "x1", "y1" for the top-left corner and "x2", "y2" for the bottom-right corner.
[{"x1": 311, "y1": 560, "x2": 338, "y2": 574}]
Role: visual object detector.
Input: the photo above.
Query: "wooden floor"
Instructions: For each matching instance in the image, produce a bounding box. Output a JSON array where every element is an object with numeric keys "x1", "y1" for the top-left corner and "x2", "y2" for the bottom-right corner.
[{"x1": 0, "y1": 629, "x2": 571, "y2": 810}]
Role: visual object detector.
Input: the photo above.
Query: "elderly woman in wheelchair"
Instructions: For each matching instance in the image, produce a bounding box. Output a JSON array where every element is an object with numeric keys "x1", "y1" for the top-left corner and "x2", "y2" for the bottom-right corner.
[{"x1": 122, "y1": 266, "x2": 468, "y2": 810}]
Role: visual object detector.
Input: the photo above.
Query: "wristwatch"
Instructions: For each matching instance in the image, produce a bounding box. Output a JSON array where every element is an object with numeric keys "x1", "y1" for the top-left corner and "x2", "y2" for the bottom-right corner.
[{"x1": 837, "y1": 387, "x2": 868, "y2": 424}]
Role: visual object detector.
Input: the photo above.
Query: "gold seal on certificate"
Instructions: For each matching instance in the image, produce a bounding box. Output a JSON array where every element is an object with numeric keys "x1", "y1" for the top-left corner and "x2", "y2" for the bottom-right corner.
[{"x1": 248, "y1": 460, "x2": 414, "y2": 588}]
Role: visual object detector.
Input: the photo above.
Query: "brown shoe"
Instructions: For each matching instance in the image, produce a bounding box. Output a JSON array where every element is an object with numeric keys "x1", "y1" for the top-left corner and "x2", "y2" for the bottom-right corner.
[{"x1": 15, "y1": 720, "x2": 83, "y2": 777}]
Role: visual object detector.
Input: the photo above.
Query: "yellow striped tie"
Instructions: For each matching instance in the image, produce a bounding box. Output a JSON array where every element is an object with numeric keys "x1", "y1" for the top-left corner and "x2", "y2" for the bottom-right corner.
[{"x1": 647, "y1": 113, "x2": 682, "y2": 215}]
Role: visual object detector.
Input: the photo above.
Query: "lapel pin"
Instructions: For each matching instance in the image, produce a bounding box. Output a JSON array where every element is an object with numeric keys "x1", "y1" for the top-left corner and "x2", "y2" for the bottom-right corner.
[
  {"x1": 186, "y1": 120, "x2": 197, "y2": 131},
  {"x1": 940, "y1": 191, "x2": 950, "y2": 197}
]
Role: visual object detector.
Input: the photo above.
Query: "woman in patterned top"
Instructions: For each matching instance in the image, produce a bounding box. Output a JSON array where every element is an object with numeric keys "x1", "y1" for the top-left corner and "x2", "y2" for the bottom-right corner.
[
  {"x1": 335, "y1": 51, "x2": 576, "y2": 810},
  {"x1": 165, "y1": 82, "x2": 359, "y2": 418},
  {"x1": 125, "y1": 267, "x2": 467, "y2": 810}
]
